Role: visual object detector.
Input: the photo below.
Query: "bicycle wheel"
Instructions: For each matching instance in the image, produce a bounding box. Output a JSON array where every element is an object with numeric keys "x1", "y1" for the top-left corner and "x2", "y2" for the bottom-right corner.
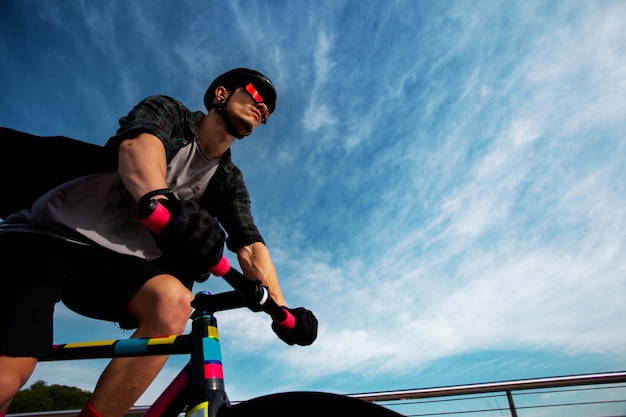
[{"x1": 219, "y1": 391, "x2": 403, "y2": 416}]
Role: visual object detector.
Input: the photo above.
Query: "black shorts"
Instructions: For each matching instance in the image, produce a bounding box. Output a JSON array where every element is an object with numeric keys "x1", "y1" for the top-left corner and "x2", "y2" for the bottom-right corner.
[{"x1": 0, "y1": 232, "x2": 192, "y2": 358}]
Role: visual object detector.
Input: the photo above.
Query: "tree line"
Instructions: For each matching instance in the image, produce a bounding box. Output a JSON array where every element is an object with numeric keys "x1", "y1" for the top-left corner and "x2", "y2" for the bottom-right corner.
[{"x1": 8, "y1": 380, "x2": 91, "y2": 413}]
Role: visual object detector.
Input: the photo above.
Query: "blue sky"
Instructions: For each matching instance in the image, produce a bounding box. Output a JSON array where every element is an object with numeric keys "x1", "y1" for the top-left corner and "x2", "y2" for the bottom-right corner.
[{"x1": 1, "y1": 0, "x2": 625, "y2": 407}]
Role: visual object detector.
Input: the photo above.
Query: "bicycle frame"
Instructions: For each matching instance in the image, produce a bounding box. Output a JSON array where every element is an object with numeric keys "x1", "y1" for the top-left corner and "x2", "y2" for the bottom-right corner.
[
  {"x1": 44, "y1": 293, "x2": 227, "y2": 417},
  {"x1": 39, "y1": 265, "x2": 404, "y2": 417}
]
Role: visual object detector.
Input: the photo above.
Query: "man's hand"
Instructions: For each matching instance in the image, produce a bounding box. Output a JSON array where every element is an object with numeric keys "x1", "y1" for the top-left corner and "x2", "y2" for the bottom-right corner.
[
  {"x1": 272, "y1": 307, "x2": 318, "y2": 346},
  {"x1": 141, "y1": 196, "x2": 225, "y2": 278}
]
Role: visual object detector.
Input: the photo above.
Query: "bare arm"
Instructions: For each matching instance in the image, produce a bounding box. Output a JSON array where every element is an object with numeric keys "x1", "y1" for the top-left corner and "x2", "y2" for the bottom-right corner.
[
  {"x1": 237, "y1": 241, "x2": 288, "y2": 307},
  {"x1": 117, "y1": 133, "x2": 169, "y2": 202}
]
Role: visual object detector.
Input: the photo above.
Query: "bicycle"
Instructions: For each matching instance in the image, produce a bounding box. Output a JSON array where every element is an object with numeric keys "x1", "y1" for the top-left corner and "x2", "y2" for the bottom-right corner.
[{"x1": 30, "y1": 201, "x2": 404, "y2": 417}]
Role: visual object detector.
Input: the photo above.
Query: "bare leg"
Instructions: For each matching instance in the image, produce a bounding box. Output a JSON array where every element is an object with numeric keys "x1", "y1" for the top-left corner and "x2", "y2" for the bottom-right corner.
[
  {"x1": 88, "y1": 275, "x2": 194, "y2": 417},
  {"x1": 0, "y1": 356, "x2": 38, "y2": 414}
]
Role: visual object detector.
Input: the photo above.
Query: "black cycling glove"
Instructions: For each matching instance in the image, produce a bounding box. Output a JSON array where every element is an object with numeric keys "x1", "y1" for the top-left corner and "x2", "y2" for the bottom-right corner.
[
  {"x1": 138, "y1": 194, "x2": 225, "y2": 278},
  {"x1": 272, "y1": 307, "x2": 318, "y2": 346}
]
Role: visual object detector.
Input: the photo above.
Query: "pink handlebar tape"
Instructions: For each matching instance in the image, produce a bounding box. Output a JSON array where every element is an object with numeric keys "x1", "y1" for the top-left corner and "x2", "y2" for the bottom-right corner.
[
  {"x1": 208, "y1": 256, "x2": 231, "y2": 276},
  {"x1": 138, "y1": 201, "x2": 171, "y2": 235},
  {"x1": 275, "y1": 308, "x2": 296, "y2": 329}
]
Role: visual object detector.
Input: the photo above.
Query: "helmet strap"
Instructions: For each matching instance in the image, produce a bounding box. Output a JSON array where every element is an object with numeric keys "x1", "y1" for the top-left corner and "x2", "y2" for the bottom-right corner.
[{"x1": 207, "y1": 89, "x2": 247, "y2": 139}]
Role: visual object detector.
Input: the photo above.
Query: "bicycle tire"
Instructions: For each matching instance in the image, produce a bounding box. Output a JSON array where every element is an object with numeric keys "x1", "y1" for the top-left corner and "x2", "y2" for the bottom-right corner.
[{"x1": 218, "y1": 391, "x2": 403, "y2": 416}]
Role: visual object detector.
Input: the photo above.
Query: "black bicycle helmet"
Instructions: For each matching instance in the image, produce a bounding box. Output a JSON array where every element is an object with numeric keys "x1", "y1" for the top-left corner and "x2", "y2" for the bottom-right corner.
[{"x1": 204, "y1": 68, "x2": 276, "y2": 114}]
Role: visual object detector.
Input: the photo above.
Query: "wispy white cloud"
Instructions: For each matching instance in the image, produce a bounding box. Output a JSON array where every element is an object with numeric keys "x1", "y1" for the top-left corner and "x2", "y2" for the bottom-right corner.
[
  {"x1": 254, "y1": 0, "x2": 626, "y2": 390},
  {"x1": 302, "y1": 31, "x2": 337, "y2": 132}
]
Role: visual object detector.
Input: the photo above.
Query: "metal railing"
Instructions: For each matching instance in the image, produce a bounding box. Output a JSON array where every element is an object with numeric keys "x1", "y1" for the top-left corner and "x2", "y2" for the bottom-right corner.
[
  {"x1": 8, "y1": 371, "x2": 626, "y2": 417},
  {"x1": 359, "y1": 370, "x2": 626, "y2": 416}
]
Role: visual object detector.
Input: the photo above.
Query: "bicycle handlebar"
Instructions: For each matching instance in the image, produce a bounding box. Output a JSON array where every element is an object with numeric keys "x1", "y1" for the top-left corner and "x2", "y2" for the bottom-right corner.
[{"x1": 137, "y1": 198, "x2": 295, "y2": 329}]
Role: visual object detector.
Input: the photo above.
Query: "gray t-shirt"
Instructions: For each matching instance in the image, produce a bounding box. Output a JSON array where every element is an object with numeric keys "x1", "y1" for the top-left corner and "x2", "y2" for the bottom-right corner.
[{"x1": 0, "y1": 139, "x2": 219, "y2": 260}]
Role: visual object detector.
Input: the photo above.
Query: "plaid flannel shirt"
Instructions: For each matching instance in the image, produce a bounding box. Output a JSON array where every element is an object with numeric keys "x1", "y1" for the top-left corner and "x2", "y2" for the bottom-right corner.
[{"x1": 105, "y1": 95, "x2": 264, "y2": 251}]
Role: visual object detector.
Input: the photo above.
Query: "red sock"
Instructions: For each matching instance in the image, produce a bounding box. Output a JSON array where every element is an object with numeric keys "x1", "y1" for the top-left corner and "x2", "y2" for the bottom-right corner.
[{"x1": 78, "y1": 401, "x2": 103, "y2": 417}]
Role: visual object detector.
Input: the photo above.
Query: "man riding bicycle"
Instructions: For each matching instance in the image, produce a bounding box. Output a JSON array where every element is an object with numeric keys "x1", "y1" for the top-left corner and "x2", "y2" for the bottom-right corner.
[{"x1": 0, "y1": 68, "x2": 318, "y2": 417}]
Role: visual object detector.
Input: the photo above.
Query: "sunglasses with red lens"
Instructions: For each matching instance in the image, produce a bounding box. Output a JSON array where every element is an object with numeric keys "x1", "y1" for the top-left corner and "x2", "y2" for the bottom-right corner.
[{"x1": 244, "y1": 83, "x2": 269, "y2": 124}]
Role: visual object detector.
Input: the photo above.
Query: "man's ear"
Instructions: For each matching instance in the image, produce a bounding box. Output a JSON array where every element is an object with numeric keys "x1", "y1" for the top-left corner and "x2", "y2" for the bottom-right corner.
[{"x1": 215, "y1": 86, "x2": 229, "y2": 103}]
